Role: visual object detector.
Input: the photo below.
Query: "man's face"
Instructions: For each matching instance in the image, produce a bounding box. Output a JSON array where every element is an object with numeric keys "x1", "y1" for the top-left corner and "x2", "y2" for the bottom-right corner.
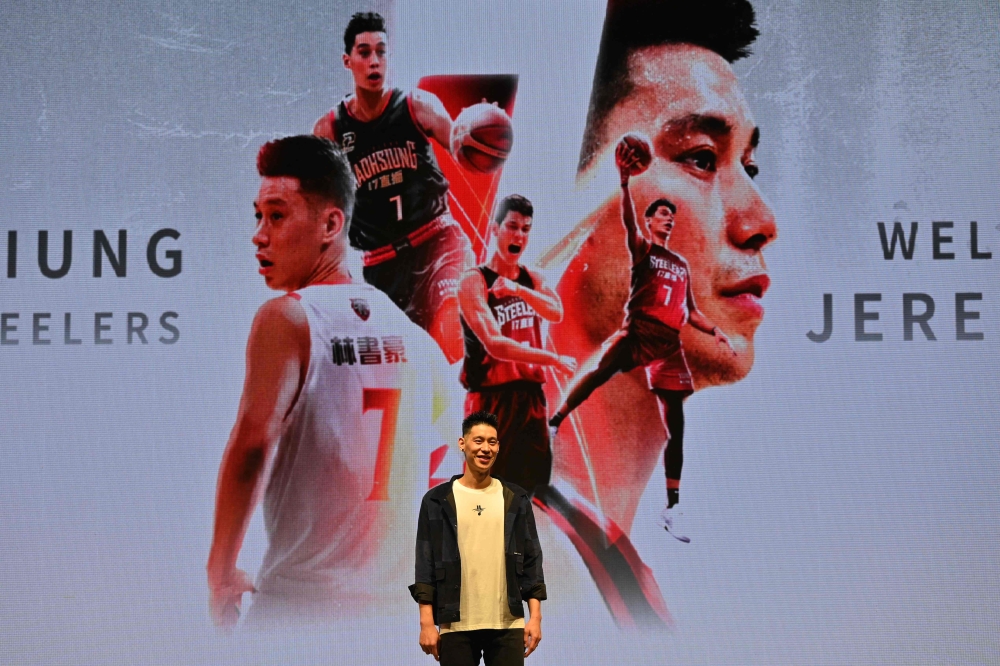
[
  {"x1": 459, "y1": 424, "x2": 500, "y2": 475},
  {"x1": 646, "y1": 205, "x2": 675, "y2": 244},
  {"x1": 495, "y1": 210, "x2": 533, "y2": 263},
  {"x1": 343, "y1": 31, "x2": 388, "y2": 93},
  {"x1": 253, "y1": 176, "x2": 332, "y2": 292},
  {"x1": 599, "y1": 44, "x2": 777, "y2": 384}
]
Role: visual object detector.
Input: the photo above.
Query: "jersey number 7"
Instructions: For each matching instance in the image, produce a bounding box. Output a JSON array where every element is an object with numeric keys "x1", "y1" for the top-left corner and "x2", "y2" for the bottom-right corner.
[
  {"x1": 364, "y1": 387, "x2": 401, "y2": 501},
  {"x1": 660, "y1": 285, "x2": 673, "y2": 306}
]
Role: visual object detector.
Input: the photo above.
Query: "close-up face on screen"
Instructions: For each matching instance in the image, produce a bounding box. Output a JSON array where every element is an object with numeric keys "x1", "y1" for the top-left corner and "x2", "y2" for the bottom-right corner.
[{"x1": 2, "y1": 1, "x2": 998, "y2": 664}]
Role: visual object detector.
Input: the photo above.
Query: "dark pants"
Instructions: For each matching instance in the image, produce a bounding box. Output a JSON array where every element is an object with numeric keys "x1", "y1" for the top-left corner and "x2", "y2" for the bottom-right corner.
[{"x1": 440, "y1": 628, "x2": 524, "y2": 666}]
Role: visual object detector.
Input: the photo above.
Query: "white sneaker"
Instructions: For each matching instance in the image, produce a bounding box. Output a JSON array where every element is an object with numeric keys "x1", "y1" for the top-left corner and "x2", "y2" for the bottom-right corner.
[{"x1": 659, "y1": 506, "x2": 691, "y2": 543}]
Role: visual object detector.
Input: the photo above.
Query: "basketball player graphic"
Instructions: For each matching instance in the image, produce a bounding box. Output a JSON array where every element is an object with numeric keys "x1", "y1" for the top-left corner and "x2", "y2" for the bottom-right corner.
[
  {"x1": 458, "y1": 194, "x2": 577, "y2": 495},
  {"x1": 314, "y1": 12, "x2": 512, "y2": 364},
  {"x1": 548, "y1": 136, "x2": 735, "y2": 542},
  {"x1": 528, "y1": 0, "x2": 775, "y2": 631},
  {"x1": 207, "y1": 136, "x2": 458, "y2": 630}
]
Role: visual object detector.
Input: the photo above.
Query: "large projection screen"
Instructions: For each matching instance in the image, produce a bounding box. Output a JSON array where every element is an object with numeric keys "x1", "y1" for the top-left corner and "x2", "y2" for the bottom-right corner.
[{"x1": 2, "y1": 1, "x2": 998, "y2": 664}]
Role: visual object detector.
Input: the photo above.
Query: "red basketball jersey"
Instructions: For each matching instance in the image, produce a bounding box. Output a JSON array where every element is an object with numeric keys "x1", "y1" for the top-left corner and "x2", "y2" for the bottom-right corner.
[
  {"x1": 625, "y1": 241, "x2": 690, "y2": 331},
  {"x1": 460, "y1": 266, "x2": 545, "y2": 389}
]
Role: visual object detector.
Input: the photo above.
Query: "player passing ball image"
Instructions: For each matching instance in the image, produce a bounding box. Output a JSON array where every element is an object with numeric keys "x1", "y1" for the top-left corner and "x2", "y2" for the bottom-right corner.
[
  {"x1": 548, "y1": 134, "x2": 735, "y2": 542},
  {"x1": 314, "y1": 12, "x2": 513, "y2": 364}
]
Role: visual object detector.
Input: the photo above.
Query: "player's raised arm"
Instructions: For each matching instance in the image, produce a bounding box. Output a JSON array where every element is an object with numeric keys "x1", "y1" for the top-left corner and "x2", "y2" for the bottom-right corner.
[
  {"x1": 685, "y1": 275, "x2": 735, "y2": 355},
  {"x1": 409, "y1": 88, "x2": 453, "y2": 150},
  {"x1": 459, "y1": 268, "x2": 576, "y2": 374},
  {"x1": 206, "y1": 295, "x2": 310, "y2": 629},
  {"x1": 616, "y1": 141, "x2": 648, "y2": 258}
]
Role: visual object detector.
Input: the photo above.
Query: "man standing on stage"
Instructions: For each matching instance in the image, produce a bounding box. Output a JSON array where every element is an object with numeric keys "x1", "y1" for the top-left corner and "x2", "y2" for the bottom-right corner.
[
  {"x1": 458, "y1": 195, "x2": 577, "y2": 495},
  {"x1": 548, "y1": 139, "x2": 735, "y2": 542},
  {"x1": 314, "y1": 11, "x2": 483, "y2": 364},
  {"x1": 207, "y1": 135, "x2": 453, "y2": 628},
  {"x1": 411, "y1": 411, "x2": 545, "y2": 665}
]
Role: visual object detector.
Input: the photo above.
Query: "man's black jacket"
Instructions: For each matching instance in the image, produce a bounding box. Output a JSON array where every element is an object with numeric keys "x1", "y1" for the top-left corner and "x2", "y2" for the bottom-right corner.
[{"x1": 408, "y1": 475, "x2": 547, "y2": 624}]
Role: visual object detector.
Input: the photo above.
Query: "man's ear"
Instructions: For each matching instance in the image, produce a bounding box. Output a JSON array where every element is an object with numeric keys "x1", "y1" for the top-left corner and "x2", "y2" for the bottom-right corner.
[
  {"x1": 342, "y1": 52, "x2": 351, "y2": 70},
  {"x1": 321, "y1": 206, "x2": 346, "y2": 243},
  {"x1": 457, "y1": 436, "x2": 466, "y2": 451}
]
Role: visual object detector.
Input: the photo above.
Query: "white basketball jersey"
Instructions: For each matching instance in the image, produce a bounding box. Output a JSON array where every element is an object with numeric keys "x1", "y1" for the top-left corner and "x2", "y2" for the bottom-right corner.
[{"x1": 253, "y1": 283, "x2": 461, "y2": 617}]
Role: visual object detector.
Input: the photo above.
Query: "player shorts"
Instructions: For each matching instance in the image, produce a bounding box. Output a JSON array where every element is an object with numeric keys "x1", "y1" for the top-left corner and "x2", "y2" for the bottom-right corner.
[
  {"x1": 613, "y1": 316, "x2": 693, "y2": 395},
  {"x1": 465, "y1": 380, "x2": 550, "y2": 494},
  {"x1": 362, "y1": 217, "x2": 475, "y2": 333}
]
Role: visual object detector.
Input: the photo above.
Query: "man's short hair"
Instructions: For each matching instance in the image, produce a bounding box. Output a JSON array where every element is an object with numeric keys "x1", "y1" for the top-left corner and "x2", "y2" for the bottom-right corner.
[
  {"x1": 494, "y1": 194, "x2": 534, "y2": 225},
  {"x1": 344, "y1": 12, "x2": 386, "y2": 54},
  {"x1": 645, "y1": 198, "x2": 676, "y2": 217},
  {"x1": 462, "y1": 411, "x2": 499, "y2": 436},
  {"x1": 579, "y1": 0, "x2": 760, "y2": 171},
  {"x1": 257, "y1": 135, "x2": 356, "y2": 226}
]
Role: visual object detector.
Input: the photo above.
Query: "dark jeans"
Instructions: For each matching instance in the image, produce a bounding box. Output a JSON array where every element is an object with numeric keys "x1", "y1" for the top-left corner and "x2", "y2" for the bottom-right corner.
[{"x1": 440, "y1": 628, "x2": 524, "y2": 666}]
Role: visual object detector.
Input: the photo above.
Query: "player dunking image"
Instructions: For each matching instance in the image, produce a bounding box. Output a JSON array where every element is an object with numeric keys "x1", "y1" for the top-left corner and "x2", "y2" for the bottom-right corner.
[
  {"x1": 207, "y1": 135, "x2": 455, "y2": 629},
  {"x1": 548, "y1": 138, "x2": 735, "y2": 542},
  {"x1": 314, "y1": 12, "x2": 489, "y2": 364},
  {"x1": 458, "y1": 195, "x2": 577, "y2": 495}
]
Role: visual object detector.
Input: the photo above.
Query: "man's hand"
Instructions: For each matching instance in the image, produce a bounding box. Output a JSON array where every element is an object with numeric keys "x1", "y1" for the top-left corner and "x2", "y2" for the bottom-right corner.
[
  {"x1": 523, "y1": 615, "x2": 542, "y2": 657},
  {"x1": 555, "y1": 354, "x2": 578, "y2": 376},
  {"x1": 714, "y1": 327, "x2": 737, "y2": 356},
  {"x1": 419, "y1": 622, "x2": 441, "y2": 661},
  {"x1": 615, "y1": 142, "x2": 639, "y2": 186},
  {"x1": 490, "y1": 276, "x2": 519, "y2": 299},
  {"x1": 208, "y1": 568, "x2": 255, "y2": 631}
]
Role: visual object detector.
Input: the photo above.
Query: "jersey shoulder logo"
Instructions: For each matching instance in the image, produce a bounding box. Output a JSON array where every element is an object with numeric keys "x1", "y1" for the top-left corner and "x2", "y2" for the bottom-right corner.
[
  {"x1": 341, "y1": 131, "x2": 356, "y2": 154},
  {"x1": 351, "y1": 297, "x2": 370, "y2": 321}
]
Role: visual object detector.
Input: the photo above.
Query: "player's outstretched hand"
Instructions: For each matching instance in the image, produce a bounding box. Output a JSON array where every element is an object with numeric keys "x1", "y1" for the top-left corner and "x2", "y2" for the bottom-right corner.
[
  {"x1": 615, "y1": 142, "x2": 638, "y2": 185},
  {"x1": 419, "y1": 623, "x2": 441, "y2": 661},
  {"x1": 490, "y1": 276, "x2": 519, "y2": 299},
  {"x1": 208, "y1": 567, "x2": 255, "y2": 631},
  {"x1": 556, "y1": 355, "x2": 578, "y2": 376},
  {"x1": 714, "y1": 327, "x2": 737, "y2": 356},
  {"x1": 524, "y1": 616, "x2": 542, "y2": 657}
]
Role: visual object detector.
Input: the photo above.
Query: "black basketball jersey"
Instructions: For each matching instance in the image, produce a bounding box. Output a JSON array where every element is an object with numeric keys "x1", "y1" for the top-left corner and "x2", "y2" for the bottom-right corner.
[
  {"x1": 333, "y1": 89, "x2": 450, "y2": 251},
  {"x1": 460, "y1": 265, "x2": 545, "y2": 390}
]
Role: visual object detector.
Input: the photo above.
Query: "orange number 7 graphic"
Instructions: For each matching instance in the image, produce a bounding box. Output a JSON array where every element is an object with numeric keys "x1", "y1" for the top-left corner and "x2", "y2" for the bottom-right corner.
[{"x1": 364, "y1": 388, "x2": 402, "y2": 501}]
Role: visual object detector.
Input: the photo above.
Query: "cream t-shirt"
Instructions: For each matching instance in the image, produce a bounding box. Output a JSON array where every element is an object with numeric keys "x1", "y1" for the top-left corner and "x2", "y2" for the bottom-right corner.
[{"x1": 440, "y1": 478, "x2": 525, "y2": 633}]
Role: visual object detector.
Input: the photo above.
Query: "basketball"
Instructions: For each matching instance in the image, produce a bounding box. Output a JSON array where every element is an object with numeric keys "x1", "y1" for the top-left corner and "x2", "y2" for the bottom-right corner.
[
  {"x1": 451, "y1": 101, "x2": 513, "y2": 173},
  {"x1": 616, "y1": 132, "x2": 652, "y2": 176}
]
